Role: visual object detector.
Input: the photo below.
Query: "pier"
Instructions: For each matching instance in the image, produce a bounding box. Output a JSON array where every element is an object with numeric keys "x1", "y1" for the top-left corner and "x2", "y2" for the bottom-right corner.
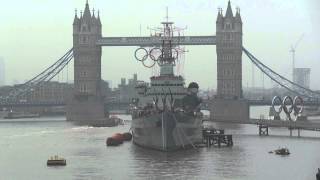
[
  {"x1": 258, "y1": 124, "x2": 269, "y2": 136},
  {"x1": 202, "y1": 128, "x2": 233, "y2": 147},
  {"x1": 207, "y1": 117, "x2": 320, "y2": 137},
  {"x1": 254, "y1": 118, "x2": 320, "y2": 137}
]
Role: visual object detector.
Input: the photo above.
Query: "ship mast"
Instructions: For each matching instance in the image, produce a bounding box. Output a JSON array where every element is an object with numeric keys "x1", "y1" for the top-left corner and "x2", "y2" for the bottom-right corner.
[
  {"x1": 158, "y1": 11, "x2": 175, "y2": 76},
  {"x1": 134, "y1": 8, "x2": 186, "y2": 76}
]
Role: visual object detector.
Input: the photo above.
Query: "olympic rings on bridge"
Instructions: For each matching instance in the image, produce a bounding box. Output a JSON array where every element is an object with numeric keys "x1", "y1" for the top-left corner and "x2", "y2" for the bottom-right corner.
[
  {"x1": 172, "y1": 48, "x2": 179, "y2": 60},
  {"x1": 142, "y1": 59, "x2": 156, "y2": 68},
  {"x1": 134, "y1": 47, "x2": 179, "y2": 68},
  {"x1": 149, "y1": 48, "x2": 162, "y2": 61},
  {"x1": 271, "y1": 96, "x2": 304, "y2": 121},
  {"x1": 134, "y1": 48, "x2": 148, "y2": 62}
]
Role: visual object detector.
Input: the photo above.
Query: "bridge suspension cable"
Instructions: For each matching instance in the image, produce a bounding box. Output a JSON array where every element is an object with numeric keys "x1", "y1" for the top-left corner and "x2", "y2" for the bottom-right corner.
[
  {"x1": 7, "y1": 48, "x2": 74, "y2": 100},
  {"x1": 243, "y1": 47, "x2": 320, "y2": 99}
]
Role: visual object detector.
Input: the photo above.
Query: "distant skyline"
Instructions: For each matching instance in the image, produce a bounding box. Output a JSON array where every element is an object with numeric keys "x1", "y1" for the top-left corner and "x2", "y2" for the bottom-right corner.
[{"x1": 0, "y1": 0, "x2": 319, "y2": 89}]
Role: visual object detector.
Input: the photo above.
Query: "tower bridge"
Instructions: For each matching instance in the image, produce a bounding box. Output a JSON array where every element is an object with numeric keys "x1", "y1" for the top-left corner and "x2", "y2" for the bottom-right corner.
[
  {"x1": 67, "y1": 0, "x2": 245, "y2": 124},
  {"x1": 2, "y1": 1, "x2": 320, "y2": 125}
]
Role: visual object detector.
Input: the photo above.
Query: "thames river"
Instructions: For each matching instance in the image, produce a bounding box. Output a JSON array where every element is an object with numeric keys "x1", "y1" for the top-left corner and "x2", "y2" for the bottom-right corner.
[{"x1": 1, "y1": 107, "x2": 320, "y2": 180}]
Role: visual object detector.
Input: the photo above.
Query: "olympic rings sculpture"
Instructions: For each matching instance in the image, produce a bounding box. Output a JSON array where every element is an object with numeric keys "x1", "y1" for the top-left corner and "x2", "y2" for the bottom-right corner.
[
  {"x1": 149, "y1": 47, "x2": 162, "y2": 61},
  {"x1": 134, "y1": 48, "x2": 149, "y2": 62},
  {"x1": 271, "y1": 96, "x2": 304, "y2": 121},
  {"x1": 134, "y1": 47, "x2": 179, "y2": 68}
]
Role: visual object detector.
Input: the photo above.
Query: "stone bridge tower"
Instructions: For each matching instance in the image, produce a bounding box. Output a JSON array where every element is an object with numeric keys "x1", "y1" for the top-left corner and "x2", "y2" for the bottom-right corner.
[
  {"x1": 211, "y1": 1, "x2": 248, "y2": 123},
  {"x1": 216, "y1": 1, "x2": 243, "y2": 99},
  {"x1": 67, "y1": 1, "x2": 107, "y2": 123}
]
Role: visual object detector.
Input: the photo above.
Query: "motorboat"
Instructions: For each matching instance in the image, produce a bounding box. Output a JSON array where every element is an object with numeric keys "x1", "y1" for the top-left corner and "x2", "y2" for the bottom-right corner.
[
  {"x1": 274, "y1": 147, "x2": 290, "y2": 155},
  {"x1": 47, "y1": 155, "x2": 67, "y2": 166}
]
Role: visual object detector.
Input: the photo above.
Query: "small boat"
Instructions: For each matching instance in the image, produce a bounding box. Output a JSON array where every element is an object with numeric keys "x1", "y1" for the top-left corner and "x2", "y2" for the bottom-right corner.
[
  {"x1": 122, "y1": 132, "x2": 133, "y2": 141},
  {"x1": 274, "y1": 147, "x2": 290, "y2": 155},
  {"x1": 47, "y1": 155, "x2": 66, "y2": 166},
  {"x1": 106, "y1": 132, "x2": 132, "y2": 146}
]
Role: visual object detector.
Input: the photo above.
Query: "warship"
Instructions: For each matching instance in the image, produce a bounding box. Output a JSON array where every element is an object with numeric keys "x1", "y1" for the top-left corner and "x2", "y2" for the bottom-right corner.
[{"x1": 131, "y1": 18, "x2": 203, "y2": 151}]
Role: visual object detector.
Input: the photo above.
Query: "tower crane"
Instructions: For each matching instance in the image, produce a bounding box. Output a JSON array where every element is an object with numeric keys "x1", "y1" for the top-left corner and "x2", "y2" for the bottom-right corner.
[{"x1": 290, "y1": 34, "x2": 304, "y2": 81}]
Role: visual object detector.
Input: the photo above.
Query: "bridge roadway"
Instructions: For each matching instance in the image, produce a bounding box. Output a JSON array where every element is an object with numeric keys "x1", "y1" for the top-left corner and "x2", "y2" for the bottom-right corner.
[
  {"x1": 97, "y1": 36, "x2": 216, "y2": 46},
  {"x1": 210, "y1": 118, "x2": 320, "y2": 131}
]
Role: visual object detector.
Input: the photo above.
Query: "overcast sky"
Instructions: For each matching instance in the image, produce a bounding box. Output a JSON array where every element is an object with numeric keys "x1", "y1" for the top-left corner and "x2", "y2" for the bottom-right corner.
[{"x1": 0, "y1": 0, "x2": 319, "y2": 90}]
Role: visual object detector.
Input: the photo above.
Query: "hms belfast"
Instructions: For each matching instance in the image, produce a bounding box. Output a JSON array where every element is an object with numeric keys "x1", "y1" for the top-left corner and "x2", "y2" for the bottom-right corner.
[{"x1": 131, "y1": 18, "x2": 203, "y2": 151}]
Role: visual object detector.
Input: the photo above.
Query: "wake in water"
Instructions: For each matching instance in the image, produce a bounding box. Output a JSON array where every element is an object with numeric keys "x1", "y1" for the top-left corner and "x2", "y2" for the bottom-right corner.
[
  {"x1": 69, "y1": 126, "x2": 95, "y2": 132},
  {"x1": 2, "y1": 129, "x2": 57, "y2": 139}
]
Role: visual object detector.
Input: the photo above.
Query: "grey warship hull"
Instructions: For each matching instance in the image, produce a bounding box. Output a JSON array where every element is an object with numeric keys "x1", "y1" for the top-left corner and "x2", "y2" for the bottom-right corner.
[{"x1": 131, "y1": 111, "x2": 202, "y2": 151}]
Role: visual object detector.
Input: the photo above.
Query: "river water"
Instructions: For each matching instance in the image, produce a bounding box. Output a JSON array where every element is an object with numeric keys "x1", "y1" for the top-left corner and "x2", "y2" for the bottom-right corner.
[{"x1": 1, "y1": 107, "x2": 320, "y2": 180}]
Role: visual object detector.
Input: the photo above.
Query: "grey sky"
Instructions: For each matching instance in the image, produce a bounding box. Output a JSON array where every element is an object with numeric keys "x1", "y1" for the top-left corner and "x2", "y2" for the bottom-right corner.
[{"x1": 0, "y1": 0, "x2": 319, "y2": 89}]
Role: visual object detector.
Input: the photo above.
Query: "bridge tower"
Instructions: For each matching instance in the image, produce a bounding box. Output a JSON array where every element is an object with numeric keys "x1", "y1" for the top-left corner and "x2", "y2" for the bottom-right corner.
[
  {"x1": 210, "y1": 1, "x2": 249, "y2": 122},
  {"x1": 216, "y1": 0, "x2": 243, "y2": 99},
  {"x1": 67, "y1": 1, "x2": 107, "y2": 123}
]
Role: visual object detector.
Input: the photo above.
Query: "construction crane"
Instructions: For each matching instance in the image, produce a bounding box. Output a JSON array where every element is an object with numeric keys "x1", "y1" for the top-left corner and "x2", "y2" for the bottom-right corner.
[{"x1": 290, "y1": 34, "x2": 304, "y2": 81}]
